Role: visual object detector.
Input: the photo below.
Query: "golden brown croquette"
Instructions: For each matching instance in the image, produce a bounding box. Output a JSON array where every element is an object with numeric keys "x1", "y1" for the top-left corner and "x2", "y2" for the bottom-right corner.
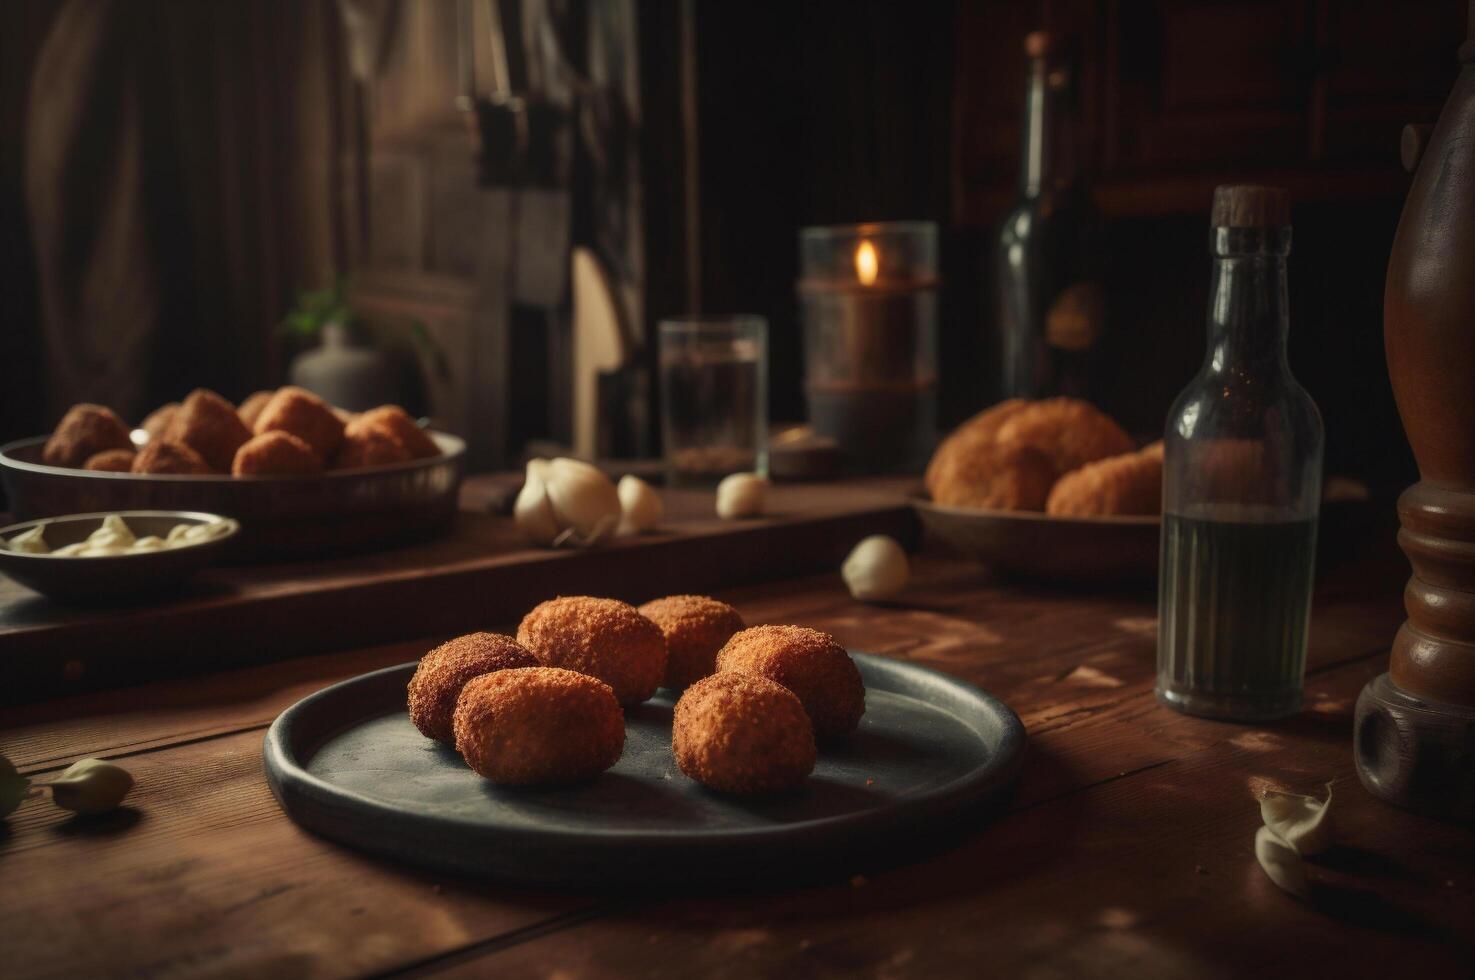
[
  {"x1": 407, "y1": 632, "x2": 540, "y2": 743},
  {"x1": 253, "y1": 386, "x2": 345, "y2": 459},
  {"x1": 139, "y1": 402, "x2": 178, "y2": 441},
  {"x1": 353, "y1": 405, "x2": 439, "y2": 458},
  {"x1": 164, "y1": 388, "x2": 252, "y2": 472},
  {"x1": 672, "y1": 672, "x2": 816, "y2": 795},
  {"x1": 638, "y1": 594, "x2": 745, "y2": 690},
  {"x1": 516, "y1": 596, "x2": 668, "y2": 706},
  {"x1": 333, "y1": 422, "x2": 413, "y2": 469},
  {"x1": 232, "y1": 431, "x2": 323, "y2": 477},
  {"x1": 237, "y1": 390, "x2": 275, "y2": 429},
  {"x1": 715, "y1": 625, "x2": 865, "y2": 739},
  {"x1": 83, "y1": 448, "x2": 137, "y2": 472},
  {"x1": 43, "y1": 404, "x2": 133, "y2": 468},
  {"x1": 131, "y1": 439, "x2": 213, "y2": 475},
  {"x1": 452, "y1": 667, "x2": 625, "y2": 784}
]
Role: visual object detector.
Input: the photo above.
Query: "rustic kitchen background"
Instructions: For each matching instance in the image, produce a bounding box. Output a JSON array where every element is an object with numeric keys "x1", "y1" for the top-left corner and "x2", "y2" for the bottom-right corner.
[{"x1": 1, "y1": 0, "x2": 1457, "y2": 492}]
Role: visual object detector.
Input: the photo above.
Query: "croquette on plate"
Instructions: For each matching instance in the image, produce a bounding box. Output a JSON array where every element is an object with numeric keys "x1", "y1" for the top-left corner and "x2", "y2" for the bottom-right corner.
[
  {"x1": 516, "y1": 596, "x2": 667, "y2": 706},
  {"x1": 353, "y1": 405, "x2": 439, "y2": 459},
  {"x1": 253, "y1": 386, "x2": 346, "y2": 459},
  {"x1": 715, "y1": 624, "x2": 865, "y2": 739},
  {"x1": 334, "y1": 420, "x2": 413, "y2": 470},
  {"x1": 452, "y1": 667, "x2": 625, "y2": 784},
  {"x1": 164, "y1": 388, "x2": 252, "y2": 472},
  {"x1": 132, "y1": 439, "x2": 213, "y2": 475},
  {"x1": 139, "y1": 402, "x2": 178, "y2": 441},
  {"x1": 237, "y1": 390, "x2": 275, "y2": 430},
  {"x1": 232, "y1": 430, "x2": 324, "y2": 477},
  {"x1": 83, "y1": 448, "x2": 138, "y2": 472},
  {"x1": 43, "y1": 404, "x2": 133, "y2": 468},
  {"x1": 407, "y1": 632, "x2": 540, "y2": 743},
  {"x1": 672, "y1": 671, "x2": 816, "y2": 795},
  {"x1": 638, "y1": 594, "x2": 745, "y2": 690}
]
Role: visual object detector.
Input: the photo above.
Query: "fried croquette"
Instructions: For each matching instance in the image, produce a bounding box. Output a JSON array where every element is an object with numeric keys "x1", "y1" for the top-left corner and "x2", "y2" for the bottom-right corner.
[
  {"x1": 930, "y1": 433, "x2": 1056, "y2": 511},
  {"x1": 924, "y1": 398, "x2": 1030, "y2": 498},
  {"x1": 354, "y1": 405, "x2": 439, "y2": 459},
  {"x1": 43, "y1": 404, "x2": 133, "y2": 468},
  {"x1": 253, "y1": 386, "x2": 345, "y2": 459},
  {"x1": 673, "y1": 672, "x2": 816, "y2": 795},
  {"x1": 333, "y1": 419, "x2": 413, "y2": 469},
  {"x1": 517, "y1": 596, "x2": 668, "y2": 705},
  {"x1": 994, "y1": 397, "x2": 1136, "y2": 478},
  {"x1": 452, "y1": 667, "x2": 624, "y2": 784},
  {"x1": 139, "y1": 402, "x2": 178, "y2": 441},
  {"x1": 132, "y1": 439, "x2": 212, "y2": 474},
  {"x1": 715, "y1": 625, "x2": 865, "y2": 739},
  {"x1": 1046, "y1": 444, "x2": 1163, "y2": 516},
  {"x1": 638, "y1": 594, "x2": 745, "y2": 690},
  {"x1": 164, "y1": 388, "x2": 252, "y2": 472},
  {"x1": 232, "y1": 430, "x2": 323, "y2": 477},
  {"x1": 408, "y1": 632, "x2": 540, "y2": 743},
  {"x1": 83, "y1": 448, "x2": 137, "y2": 472},
  {"x1": 237, "y1": 390, "x2": 275, "y2": 429}
]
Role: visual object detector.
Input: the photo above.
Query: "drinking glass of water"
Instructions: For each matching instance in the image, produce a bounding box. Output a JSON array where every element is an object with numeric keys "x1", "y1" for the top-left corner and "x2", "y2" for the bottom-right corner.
[{"x1": 659, "y1": 316, "x2": 768, "y2": 487}]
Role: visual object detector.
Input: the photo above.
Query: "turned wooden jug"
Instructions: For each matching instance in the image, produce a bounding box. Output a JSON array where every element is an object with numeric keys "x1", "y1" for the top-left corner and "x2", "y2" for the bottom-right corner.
[{"x1": 1355, "y1": 0, "x2": 1475, "y2": 819}]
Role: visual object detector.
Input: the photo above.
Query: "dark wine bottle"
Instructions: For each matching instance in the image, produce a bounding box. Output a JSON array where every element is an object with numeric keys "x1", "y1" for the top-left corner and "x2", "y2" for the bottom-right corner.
[{"x1": 995, "y1": 31, "x2": 1103, "y2": 400}]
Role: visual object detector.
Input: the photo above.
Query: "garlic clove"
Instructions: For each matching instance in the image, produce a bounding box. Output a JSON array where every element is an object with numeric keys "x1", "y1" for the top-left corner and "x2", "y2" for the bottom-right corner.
[
  {"x1": 1, "y1": 755, "x2": 29, "y2": 817},
  {"x1": 1254, "y1": 825, "x2": 1309, "y2": 898},
  {"x1": 48, "y1": 758, "x2": 134, "y2": 815},
  {"x1": 617, "y1": 475, "x2": 663, "y2": 534},
  {"x1": 513, "y1": 458, "x2": 561, "y2": 546},
  {"x1": 545, "y1": 458, "x2": 622, "y2": 542},
  {"x1": 1260, "y1": 782, "x2": 1335, "y2": 856},
  {"x1": 716, "y1": 472, "x2": 768, "y2": 519},
  {"x1": 842, "y1": 535, "x2": 910, "y2": 601}
]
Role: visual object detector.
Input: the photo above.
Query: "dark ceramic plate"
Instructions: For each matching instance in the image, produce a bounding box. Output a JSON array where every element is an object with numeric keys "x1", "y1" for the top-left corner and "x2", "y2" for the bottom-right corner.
[
  {"x1": 0, "y1": 432, "x2": 464, "y2": 560},
  {"x1": 0, "y1": 510, "x2": 238, "y2": 601},
  {"x1": 913, "y1": 496, "x2": 1160, "y2": 582},
  {"x1": 264, "y1": 653, "x2": 1026, "y2": 888}
]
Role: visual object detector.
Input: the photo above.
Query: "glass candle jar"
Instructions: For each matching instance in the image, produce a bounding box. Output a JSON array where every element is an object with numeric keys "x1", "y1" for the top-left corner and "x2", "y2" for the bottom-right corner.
[{"x1": 797, "y1": 221, "x2": 940, "y2": 473}]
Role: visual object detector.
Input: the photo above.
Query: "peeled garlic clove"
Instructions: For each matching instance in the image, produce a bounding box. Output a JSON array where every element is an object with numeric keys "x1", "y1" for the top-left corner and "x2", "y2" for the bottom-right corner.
[
  {"x1": 1260, "y1": 782, "x2": 1335, "y2": 856},
  {"x1": 545, "y1": 458, "x2": 622, "y2": 542},
  {"x1": 514, "y1": 459, "x2": 561, "y2": 546},
  {"x1": 1254, "y1": 825, "x2": 1309, "y2": 898},
  {"x1": 617, "y1": 475, "x2": 663, "y2": 534},
  {"x1": 1, "y1": 755, "x2": 30, "y2": 817},
  {"x1": 49, "y1": 758, "x2": 134, "y2": 815},
  {"x1": 716, "y1": 472, "x2": 768, "y2": 519},
  {"x1": 842, "y1": 535, "x2": 910, "y2": 601}
]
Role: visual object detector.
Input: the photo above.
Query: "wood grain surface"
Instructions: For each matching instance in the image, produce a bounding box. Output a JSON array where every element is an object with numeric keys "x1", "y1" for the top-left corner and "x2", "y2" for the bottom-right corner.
[
  {"x1": 2, "y1": 532, "x2": 1471, "y2": 979},
  {"x1": 0, "y1": 476, "x2": 916, "y2": 705}
]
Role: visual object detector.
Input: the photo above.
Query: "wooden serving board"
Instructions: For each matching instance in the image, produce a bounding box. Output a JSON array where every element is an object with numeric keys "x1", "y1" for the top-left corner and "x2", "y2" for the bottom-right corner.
[{"x1": 0, "y1": 476, "x2": 917, "y2": 705}]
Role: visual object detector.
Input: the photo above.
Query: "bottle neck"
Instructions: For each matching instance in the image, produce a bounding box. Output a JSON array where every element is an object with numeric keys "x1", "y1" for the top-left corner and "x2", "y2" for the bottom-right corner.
[
  {"x1": 1021, "y1": 56, "x2": 1048, "y2": 198},
  {"x1": 1019, "y1": 52, "x2": 1079, "y2": 200},
  {"x1": 1203, "y1": 228, "x2": 1292, "y2": 377}
]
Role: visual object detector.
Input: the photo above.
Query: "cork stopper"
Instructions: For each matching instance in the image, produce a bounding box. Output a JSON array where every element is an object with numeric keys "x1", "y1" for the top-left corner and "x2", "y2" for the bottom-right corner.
[
  {"x1": 1024, "y1": 31, "x2": 1054, "y2": 58},
  {"x1": 1211, "y1": 185, "x2": 1291, "y2": 229}
]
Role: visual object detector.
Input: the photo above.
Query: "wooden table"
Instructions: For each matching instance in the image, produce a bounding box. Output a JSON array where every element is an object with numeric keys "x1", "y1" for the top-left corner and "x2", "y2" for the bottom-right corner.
[{"x1": 3, "y1": 515, "x2": 1473, "y2": 977}]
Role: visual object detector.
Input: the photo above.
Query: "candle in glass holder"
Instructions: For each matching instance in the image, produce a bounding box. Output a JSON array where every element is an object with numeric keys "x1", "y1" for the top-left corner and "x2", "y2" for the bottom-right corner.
[{"x1": 797, "y1": 221, "x2": 940, "y2": 473}]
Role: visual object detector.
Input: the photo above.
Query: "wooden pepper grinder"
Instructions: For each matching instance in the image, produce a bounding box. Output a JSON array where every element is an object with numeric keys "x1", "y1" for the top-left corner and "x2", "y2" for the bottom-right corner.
[{"x1": 1355, "y1": 2, "x2": 1475, "y2": 820}]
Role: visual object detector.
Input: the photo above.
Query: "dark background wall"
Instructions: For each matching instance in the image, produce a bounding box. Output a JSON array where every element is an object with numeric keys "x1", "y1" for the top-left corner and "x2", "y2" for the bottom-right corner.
[{"x1": 683, "y1": 0, "x2": 1460, "y2": 495}]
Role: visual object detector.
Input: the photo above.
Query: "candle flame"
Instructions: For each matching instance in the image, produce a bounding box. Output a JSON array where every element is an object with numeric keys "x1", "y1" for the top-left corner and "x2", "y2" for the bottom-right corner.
[{"x1": 855, "y1": 240, "x2": 879, "y2": 286}]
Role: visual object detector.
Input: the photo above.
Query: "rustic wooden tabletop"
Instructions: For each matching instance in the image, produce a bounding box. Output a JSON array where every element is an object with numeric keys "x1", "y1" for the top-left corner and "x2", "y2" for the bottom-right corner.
[{"x1": 2, "y1": 537, "x2": 1472, "y2": 977}]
